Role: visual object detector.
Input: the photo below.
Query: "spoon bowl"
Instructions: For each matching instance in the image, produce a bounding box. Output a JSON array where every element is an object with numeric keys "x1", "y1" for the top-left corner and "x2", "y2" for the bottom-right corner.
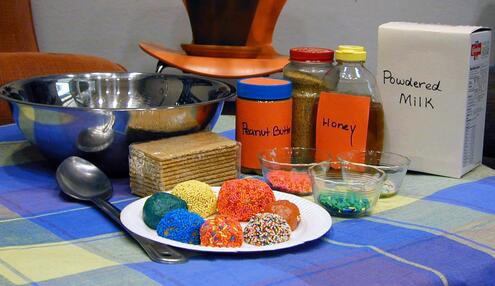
[{"x1": 57, "y1": 156, "x2": 112, "y2": 201}]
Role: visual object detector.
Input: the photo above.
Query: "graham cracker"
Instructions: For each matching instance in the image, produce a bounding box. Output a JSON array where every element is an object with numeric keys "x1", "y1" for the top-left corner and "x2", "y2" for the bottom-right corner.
[
  {"x1": 129, "y1": 146, "x2": 238, "y2": 166},
  {"x1": 129, "y1": 156, "x2": 238, "y2": 183},
  {"x1": 130, "y1": 168, "x2": 237, "y2": 186},
  {"x1": 129, "y1": 160, "x2": 238, "y2": 178},
  {"x1": 130, "y1": 172, "x2": 237, "y2": 196},
  {"x1": 130, "y1": 171, "x2": 237, "y2": 187},
  {"x1": 129, "y1": 151, "x2": 238, "y2": 171},
  {"x1": 131, "y1": 179, "x2": 229, "y2": 197},
  {"x1": 130, "y1": 169, "x2": 238, "y2": 190},
  {"x1": 129, "y1": 131, "x2": 239, "y2": 197},
  {"x1": 130, "y1": 132, "x2": 238, "y2": 162}
]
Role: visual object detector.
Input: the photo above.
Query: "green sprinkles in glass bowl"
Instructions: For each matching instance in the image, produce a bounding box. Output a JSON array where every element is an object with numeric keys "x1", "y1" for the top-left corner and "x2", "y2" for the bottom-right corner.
[
  {"x1": 318, "y1": 191, "x2": 371, "y2": 217},
  {"x1": 309, "y1": 161, "x2": 385, "y2": 218}
]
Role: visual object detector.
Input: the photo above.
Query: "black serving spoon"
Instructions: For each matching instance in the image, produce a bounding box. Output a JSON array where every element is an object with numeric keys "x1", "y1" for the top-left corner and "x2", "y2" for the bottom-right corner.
[{"x1": 56, "y1": 156, "x2": 187, "y2": 264}]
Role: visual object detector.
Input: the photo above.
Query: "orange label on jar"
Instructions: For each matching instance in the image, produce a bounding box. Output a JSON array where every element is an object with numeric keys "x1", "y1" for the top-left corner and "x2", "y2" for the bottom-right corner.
[
  {"x1": 236, "y1": 98, "x2": 292, "y2": 170},
  {"x1": 315, "y1": 92, "x2": 371, "y2": 161}
]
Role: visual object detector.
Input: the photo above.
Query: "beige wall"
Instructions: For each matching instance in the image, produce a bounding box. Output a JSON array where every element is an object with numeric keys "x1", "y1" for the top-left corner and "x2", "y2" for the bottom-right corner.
[{"x1": 31, "y1": 0, "x2": 495, "y2": 73}]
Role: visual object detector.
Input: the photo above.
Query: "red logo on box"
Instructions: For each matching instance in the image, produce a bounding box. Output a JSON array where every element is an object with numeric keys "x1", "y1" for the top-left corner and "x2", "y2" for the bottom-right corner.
[{"x1": 471, "y1": 42, "x2": 482, "y2": 59}]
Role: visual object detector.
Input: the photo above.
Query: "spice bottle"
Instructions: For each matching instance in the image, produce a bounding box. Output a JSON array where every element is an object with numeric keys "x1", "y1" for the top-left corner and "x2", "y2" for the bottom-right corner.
[
  {"x1": 316, "y1": 45, "x2": 384, "y2": 160},
  {"x1": 283, "y1": 47, "x2": 334, "y2": 148},
  {"x1": 236, "y1": 78, "x2": 292, "y2": 174}
]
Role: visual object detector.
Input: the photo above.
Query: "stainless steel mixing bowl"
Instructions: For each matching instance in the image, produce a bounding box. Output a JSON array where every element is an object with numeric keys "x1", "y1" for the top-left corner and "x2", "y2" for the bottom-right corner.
[{"x1": 0, "y1": 73, "x2": 235, "y2": 175}]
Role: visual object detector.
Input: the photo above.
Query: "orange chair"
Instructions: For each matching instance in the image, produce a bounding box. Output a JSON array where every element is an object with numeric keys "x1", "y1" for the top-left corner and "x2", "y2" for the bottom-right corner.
[
  {"x1": 0, "y1": 1, "x2": 126, "y2": 125},
  {"x1": 0, "y1": 0, "x2": 38, "y2": 53},
  {"x1": 139, "y1": 0, "x2": 289, "y2": 78}
]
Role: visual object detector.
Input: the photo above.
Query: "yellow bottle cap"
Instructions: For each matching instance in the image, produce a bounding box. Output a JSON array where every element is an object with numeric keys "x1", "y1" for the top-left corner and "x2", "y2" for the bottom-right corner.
[{"x1": 335, "y1": 45, "x2": 367, "y2": 62}]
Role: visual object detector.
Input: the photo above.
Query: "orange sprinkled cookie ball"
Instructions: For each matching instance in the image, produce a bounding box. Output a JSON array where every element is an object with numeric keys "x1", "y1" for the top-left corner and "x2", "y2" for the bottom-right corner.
[
  {"x1": 264, "y1": 200, "x2": 301, "y2": 230},
  {"x1": 200, "y1": 216, "x2": 243, "y2": 247},
  {"x1": 217, "y1": 178, "x2": 275, "y2": 221}
]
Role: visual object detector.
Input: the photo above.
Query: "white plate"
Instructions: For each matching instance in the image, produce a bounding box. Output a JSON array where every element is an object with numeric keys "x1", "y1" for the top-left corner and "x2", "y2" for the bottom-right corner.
[{"x1": 120, "y1": 187, "x2": 332, "y2": 253}]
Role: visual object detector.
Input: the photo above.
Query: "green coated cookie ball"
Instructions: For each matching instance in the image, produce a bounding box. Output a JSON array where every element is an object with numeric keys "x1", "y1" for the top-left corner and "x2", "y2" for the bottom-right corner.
[{"x1": 143, "y1": 192, "x2": 187, "y2": 229}]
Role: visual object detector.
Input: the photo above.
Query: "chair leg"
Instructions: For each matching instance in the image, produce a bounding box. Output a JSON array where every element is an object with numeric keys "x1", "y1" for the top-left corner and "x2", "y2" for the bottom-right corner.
[
  {"x1": 0, "y1": 101, "x2": 13, "y2": 125},
  {"x1": 156, "y1": 61, "x2": 167, "y2": 73}
]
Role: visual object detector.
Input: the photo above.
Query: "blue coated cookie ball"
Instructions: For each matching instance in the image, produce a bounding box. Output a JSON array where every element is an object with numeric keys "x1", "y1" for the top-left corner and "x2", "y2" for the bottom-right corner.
[{"x1": 156, "y1": 209, "x2": 204, "y2": 244}]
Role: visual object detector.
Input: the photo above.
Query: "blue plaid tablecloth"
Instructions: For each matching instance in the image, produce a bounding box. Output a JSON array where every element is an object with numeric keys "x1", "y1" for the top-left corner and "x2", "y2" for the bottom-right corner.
[{"x1": 0, "y1": 123, "x2": 494, "y2": 286}]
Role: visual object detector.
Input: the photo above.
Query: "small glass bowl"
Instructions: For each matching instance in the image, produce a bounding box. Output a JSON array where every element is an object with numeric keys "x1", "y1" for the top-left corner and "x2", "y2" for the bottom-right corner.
[
  {"x1": 308, "y1": 161, "x2": 386, "y2": 217},
  {"x1": 337, "y1": 150, "x2": 410, "y2": 198},
  {"x1": 259, "y1": 147, "x2": 329, "y2": 196}
]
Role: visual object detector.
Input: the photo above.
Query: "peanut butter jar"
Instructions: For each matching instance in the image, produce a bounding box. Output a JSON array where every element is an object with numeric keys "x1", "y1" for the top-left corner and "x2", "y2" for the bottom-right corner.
[{"x1": 236, "y1": 78, "x2": 292, "y2": 174}]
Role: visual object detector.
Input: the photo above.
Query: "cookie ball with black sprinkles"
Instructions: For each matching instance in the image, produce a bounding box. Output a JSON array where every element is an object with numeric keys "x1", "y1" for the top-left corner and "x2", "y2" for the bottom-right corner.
[
  {"x1": 243, "y1": 213, "x2": 291, "y2": 246},
  {"x1": 156, "y1": 208, "x2": 204, "y2": 244}
]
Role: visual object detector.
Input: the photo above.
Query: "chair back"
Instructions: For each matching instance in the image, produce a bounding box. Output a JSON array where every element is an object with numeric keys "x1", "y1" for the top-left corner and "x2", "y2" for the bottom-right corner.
[
  {"x1": 246, "y1": 0, "x2": 287, "y2": 57},
  {"x1": 0, "y1": 0, "x2": 39, "y2": 52},
  {"x1": 181, "y1": 0, "x2": 286, "y2": 58}
]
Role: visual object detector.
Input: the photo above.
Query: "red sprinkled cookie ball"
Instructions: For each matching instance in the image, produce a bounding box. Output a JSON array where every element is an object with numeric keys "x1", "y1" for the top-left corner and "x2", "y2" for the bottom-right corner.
[
  {"x1": 265, "y1": 200, "x2": 301, "y2": 231},
  {"x1": 217, "y1": 178, "x2": 275, "y2": 221},
  {"x1": 200, "y1": 216, "x2": 243, "y2": 247}
]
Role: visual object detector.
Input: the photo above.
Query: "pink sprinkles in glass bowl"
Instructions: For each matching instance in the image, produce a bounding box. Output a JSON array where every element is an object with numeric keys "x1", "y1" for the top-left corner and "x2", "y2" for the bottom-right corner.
[
  {"x1": 243, "y1": 213, "x2": 291, "y2": 246},
  {"x1": 266, "y1": 170, "x2": 312, "y2": 195}
]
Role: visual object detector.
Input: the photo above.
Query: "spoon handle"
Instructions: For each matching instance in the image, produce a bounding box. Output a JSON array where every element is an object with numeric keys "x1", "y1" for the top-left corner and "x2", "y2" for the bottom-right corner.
[{"x1": 92, "y1": 198, "x2": 187, "y2": 264}]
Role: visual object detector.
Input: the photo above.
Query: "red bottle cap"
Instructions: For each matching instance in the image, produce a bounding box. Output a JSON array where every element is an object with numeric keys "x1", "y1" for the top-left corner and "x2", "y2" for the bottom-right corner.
[{"x1": 289, "y1": 47, "x2": 334, "y2": 62}]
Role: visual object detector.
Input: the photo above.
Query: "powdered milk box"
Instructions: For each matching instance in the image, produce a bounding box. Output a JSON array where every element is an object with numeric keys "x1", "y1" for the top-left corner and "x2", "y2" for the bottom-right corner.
[{"x1": 377, "y1": 22, "x2": 491, "y2": 178}]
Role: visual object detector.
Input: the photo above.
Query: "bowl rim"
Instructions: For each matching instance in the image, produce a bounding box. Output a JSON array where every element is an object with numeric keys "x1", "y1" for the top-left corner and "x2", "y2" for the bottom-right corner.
[
  {"x1": 258, "y1": 147, "x2": 321, "y2": 168},
  {"x1": 0, "y1": 72, "x2": 236, "y2": 111},
  {"x1": 336, "y1": 150, "x2": 411, "y2": 170},
  {"x1": 308, "y1": 160, "x2": 387, "y2": 191}
]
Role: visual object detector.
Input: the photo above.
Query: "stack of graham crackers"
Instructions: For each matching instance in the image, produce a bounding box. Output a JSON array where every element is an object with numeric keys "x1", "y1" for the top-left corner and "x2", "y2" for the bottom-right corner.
[{"x1": 129, "y1": 131, "x2": 239, "y2": 197}]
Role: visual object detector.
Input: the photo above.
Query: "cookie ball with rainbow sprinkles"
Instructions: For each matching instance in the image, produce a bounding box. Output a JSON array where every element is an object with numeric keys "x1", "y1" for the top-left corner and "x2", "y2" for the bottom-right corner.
[
  {"x1": 243, "y1": 213, "x2": 291, "y2": 246},
  {"x1": 200, "y1": 215, "x2": 243, "y2": 248}
]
